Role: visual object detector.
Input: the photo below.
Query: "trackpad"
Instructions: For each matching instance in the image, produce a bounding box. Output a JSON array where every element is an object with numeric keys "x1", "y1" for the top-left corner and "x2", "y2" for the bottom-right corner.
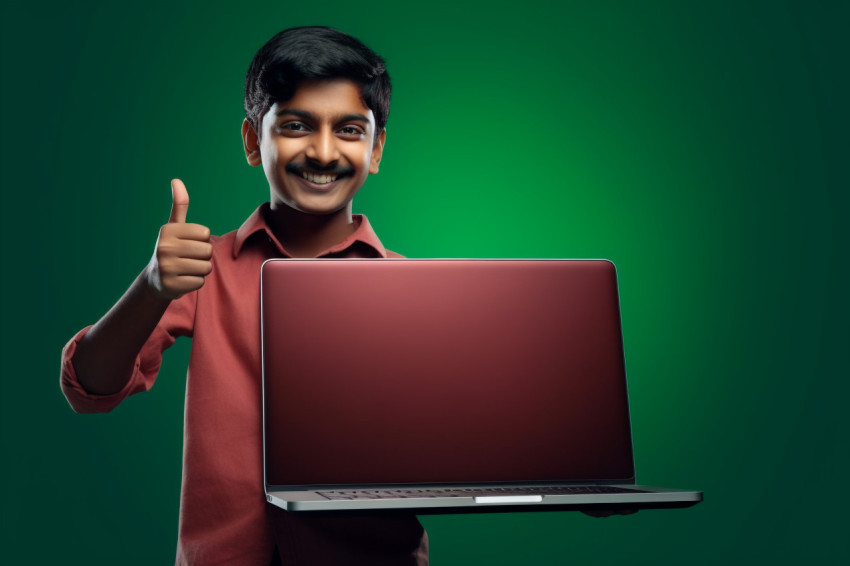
[{"x1": 474, "y1": 495, "x2": 543, "y2": 504}]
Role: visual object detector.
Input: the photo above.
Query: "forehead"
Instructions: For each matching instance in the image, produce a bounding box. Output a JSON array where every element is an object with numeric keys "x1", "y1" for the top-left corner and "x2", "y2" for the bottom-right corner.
[{"x1": 267, "y1": 79, "x2": 374, "y2": 123}]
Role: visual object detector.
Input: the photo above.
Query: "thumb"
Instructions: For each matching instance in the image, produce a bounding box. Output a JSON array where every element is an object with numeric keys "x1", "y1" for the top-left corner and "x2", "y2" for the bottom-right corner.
[{"x1": 169, "y1": 178, "x2": 189, "y2": 223}]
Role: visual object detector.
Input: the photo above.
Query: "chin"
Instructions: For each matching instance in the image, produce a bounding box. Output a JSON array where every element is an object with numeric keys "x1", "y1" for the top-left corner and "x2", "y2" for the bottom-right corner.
[
  {"x1": 298, "y1": 206, "x2": 342, "y2": 216},
  {"x1": 276, "y1": 199, "x2": 348, "y2": 217}
]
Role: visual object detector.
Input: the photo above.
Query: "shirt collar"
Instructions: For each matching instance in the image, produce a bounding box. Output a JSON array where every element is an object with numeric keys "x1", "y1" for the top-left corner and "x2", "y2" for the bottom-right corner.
[{"x1": 232, "y1": 202, "x2": 388, "y2": 259}]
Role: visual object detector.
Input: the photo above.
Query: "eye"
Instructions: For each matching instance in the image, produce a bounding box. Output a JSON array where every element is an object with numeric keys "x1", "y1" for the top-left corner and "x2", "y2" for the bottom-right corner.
[
  {"x1": 278, "y1": 121, "x2": 309, "y2": 135},
  {"x1": 338, "y1": 125, "x2": 366, "y2": 139}
]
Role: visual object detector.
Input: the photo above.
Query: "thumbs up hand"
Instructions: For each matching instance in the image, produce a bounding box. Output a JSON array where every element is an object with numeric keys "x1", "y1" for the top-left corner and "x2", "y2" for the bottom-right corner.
[{"x1": 145, "y1": 179, "x2": 213, "y2": 300}]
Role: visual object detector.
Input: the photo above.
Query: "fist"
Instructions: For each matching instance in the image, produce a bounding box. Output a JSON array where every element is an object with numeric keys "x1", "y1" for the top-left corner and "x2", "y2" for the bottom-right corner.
[{"x1": 146, "y1": 179, "x2": 213, "y2": 300}]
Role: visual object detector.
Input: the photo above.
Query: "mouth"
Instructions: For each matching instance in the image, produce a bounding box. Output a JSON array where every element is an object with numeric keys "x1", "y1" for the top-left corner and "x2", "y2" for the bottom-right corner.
[
  {"x1": 287, "y1": 163, "x2": 354, "y2": 185},
  {"x1": 299, "y1": 170, "x2": 339, "y2": 185}
]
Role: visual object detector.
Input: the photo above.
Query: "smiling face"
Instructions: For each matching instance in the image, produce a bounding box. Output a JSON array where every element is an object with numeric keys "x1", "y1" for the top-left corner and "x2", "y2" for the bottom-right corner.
[{"x1": 243, "y1": 79, "x2": 386, "y2": 216}]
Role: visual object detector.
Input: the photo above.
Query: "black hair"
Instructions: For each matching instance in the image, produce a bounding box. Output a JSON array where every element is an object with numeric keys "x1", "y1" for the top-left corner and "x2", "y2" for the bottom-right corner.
[{"x1": 244, "y1": 26, "x2": 391, "y2": 138}]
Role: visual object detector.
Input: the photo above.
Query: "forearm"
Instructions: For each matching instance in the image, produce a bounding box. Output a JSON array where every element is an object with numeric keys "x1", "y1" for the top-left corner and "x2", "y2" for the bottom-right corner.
[
  {"x1": 72, "y1": 269, "x2": 171, "y2": 395},
  {"x1": 70, "y1": 179, "x2": 210, "y2": 397}
]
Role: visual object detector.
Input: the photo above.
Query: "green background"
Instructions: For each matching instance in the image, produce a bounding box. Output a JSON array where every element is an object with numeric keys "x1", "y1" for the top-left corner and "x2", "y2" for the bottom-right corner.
[{"x1": 2, "y1": 0, "x2": 847, "y2": 563}]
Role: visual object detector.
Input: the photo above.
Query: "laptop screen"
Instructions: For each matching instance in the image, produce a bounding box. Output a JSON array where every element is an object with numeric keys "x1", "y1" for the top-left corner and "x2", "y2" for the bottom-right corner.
[{"x1": 262, "y1": 259, "x2": 635, "y2": 488}]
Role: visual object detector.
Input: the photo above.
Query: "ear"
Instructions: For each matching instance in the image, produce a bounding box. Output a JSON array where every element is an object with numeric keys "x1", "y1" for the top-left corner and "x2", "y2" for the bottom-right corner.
[
  {"x1": 242, "y1": 119, "x2": 262, "y2": 167},
  {"x1": 369, "y1": 129, "x2": 386, "y2": 174}
]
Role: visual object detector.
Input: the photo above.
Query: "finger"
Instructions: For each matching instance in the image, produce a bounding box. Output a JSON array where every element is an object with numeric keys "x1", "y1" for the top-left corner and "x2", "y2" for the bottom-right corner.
[
  {"x1": 170, "y1": 178, "x2": 190, "y2": 224},
  {"x1": 173, "y1": 240, "x2": 213, "y2": 260},
  {"x1": 162, "y1": 222, "x2": 211, "y2": 243},
  {"x1": 171, "y1": 258, "x2": 213, "y2": 277},
  {"x1": 158, "y1": 258, "x2": 212, "y2": 282}
]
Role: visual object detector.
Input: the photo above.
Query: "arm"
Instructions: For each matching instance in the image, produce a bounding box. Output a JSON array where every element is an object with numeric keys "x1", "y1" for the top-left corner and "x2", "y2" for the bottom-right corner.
[{"x1": 70, "y1": 179, "x2": 213, "y2": 396}]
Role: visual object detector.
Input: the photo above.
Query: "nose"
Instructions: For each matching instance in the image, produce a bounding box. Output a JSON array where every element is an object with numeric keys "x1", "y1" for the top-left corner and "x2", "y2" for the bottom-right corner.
[{"x1": 304, "y1": 127, "x2": 340, "y2": 166}]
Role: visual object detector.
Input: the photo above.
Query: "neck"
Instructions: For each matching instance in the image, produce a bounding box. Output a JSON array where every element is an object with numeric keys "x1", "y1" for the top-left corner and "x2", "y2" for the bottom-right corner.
[{"x1": 266, "y1": 203, "x2": 356, "y2": 258}]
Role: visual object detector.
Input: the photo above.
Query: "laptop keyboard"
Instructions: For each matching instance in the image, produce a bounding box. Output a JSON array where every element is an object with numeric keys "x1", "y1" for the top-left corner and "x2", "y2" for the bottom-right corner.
[{"x1": 318, "y1": 485, "x2": 640, "y2": 500}]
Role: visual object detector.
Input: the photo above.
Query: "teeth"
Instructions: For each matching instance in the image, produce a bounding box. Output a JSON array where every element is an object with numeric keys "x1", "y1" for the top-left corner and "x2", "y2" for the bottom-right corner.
[{"x1": 301, "y1": 171, "x2": 338, "y2": 184}]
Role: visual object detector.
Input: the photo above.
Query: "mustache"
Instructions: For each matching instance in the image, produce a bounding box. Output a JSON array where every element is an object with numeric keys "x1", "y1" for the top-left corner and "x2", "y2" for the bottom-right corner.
[{"x1": 285, "y1": 162, "x2": 355, "y2": 177}]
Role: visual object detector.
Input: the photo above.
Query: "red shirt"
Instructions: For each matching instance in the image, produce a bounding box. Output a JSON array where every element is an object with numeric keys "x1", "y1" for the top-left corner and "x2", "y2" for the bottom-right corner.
[{"x1": 61, "y1": 204, "x2": 428, "y2": 565}]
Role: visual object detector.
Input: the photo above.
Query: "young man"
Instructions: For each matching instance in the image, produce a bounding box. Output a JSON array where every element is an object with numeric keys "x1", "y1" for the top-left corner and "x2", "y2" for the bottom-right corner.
[{"x1": 61, "y1": 27, "x2": 428, "y2": 565}]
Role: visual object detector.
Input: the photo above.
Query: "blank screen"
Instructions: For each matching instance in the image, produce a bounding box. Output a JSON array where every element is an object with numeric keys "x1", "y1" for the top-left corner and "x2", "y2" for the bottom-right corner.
[{"x1": 262, "y1": 259, "x2": 635, "y2": 487}]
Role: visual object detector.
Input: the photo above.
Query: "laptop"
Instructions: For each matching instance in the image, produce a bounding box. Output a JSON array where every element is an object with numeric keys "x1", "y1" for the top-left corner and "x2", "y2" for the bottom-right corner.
[{"x1": 261, "y1": 258, "x2": 702, "y2": 513}]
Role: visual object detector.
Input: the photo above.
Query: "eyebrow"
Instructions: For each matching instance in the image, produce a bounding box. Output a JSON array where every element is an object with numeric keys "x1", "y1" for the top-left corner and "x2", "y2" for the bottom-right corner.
[{"x1": 276, "y1": 108, "x2": 370, "y2": 123}]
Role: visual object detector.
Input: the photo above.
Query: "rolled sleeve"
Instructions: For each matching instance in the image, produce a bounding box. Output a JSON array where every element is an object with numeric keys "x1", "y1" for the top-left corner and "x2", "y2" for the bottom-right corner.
[
  {"x1": 60, "y1": 291, "x2": 195, "y2": 414},
  {"x1": 60, "y1": 325, "x2": 176, "y2": 413}
]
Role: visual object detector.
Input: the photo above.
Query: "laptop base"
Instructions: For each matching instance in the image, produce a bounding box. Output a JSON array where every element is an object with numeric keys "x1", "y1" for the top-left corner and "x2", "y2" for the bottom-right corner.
[{"x1": 267, "y1": 485, "x2": 703, "y2": 513}]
